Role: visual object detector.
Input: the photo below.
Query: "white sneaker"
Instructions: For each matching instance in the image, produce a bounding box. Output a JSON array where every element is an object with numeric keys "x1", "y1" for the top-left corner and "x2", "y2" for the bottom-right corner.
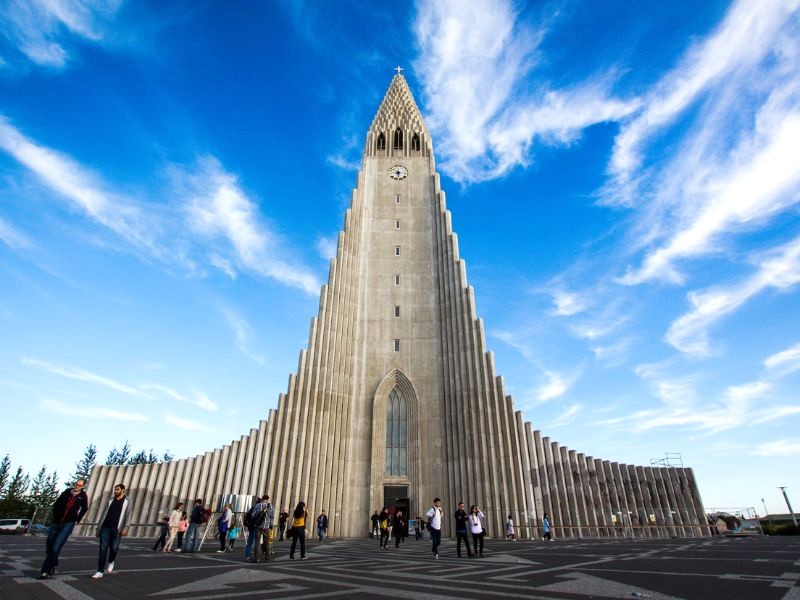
[
  {"x1": 91, "y1": 572, "x2": 103, "y2": 579},
  {"x1": 106, "y1": 562, "x2": 114, "y2": 574},
  {"x1": 174, "y1": 549, "x2": 181, "y2": 553},
  {"x1": 216, "y1": 550, "x2": 225, "y2": 553}
]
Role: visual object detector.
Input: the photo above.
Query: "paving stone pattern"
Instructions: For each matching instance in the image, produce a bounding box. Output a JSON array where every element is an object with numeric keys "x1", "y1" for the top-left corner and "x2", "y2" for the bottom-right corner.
[{"x1": 0, "y1": 535, "x2": 798, "y2": 599}]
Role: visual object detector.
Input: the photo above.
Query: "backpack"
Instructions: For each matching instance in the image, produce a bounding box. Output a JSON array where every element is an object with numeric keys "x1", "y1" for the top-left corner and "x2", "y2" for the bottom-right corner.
[{"x1": 245, "y1": 504, "x2": 264, "y2": 528}]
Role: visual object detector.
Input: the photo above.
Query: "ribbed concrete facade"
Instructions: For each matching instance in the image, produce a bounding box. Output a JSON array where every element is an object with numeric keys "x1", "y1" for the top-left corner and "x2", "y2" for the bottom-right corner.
[{"x1": 81, "y1": 74, "x2": 709, "y2": 540}]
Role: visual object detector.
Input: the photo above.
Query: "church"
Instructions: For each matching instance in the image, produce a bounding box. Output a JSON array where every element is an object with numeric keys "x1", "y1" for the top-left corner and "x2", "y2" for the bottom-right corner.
[{"x1": 81, "y1": 72, "x2": 709, "y2": 540}]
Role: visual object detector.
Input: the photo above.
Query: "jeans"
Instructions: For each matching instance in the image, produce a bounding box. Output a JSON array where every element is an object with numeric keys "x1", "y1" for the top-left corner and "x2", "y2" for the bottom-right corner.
[
  {"x1": 317, "y1": 527, "x2": 325, "y2": 542},
  {"x1": 471, "y1": 531, "x2": 484, "y2": 555},
  {"x1": 41, "y1": 521, "x2": 76, "y2": 574},
  {"x1": 289, "y1": 526, "x2": 306, "y2": 558},
  {"x1": 430, "y1": 528, "x2": 441, "y2": 555},
  {"x1": 456, "y1": 529, "x2": 472, "y2": 556},
  {"x1": 185, "y1": 522, "x2": 199, "y2": 552},
  {"x1": 379, "y1": 528, "x2": 389, "y2": 548},
  {"x1": 245, "y1": 527, "x2": 257, "y2": 559},
  {"x1": 97, "y1": 527, "x2": 121, "y2": 573}
]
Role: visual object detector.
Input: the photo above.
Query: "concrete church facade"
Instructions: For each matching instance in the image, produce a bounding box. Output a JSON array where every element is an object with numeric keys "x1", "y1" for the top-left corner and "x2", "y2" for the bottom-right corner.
[{"x1": 82, "y1": 74, "x2": 709, "y2": 540}]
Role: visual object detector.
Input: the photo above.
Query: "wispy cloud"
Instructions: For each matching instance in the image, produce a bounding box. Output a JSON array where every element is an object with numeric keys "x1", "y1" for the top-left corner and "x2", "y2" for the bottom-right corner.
[
  {"x1": 665, "y1": 237, "x2": 800, "y2": 357},
  {"x1": 140, "y1": 383, "x2": 218, "y2": 412},
  {"x1": 549, "y1": 290, "x2": 590, "y2": 317},
  {"x1": 547, "y1": 404, "x2": 581, "y2": 428},
  {"x1": 23, "y1": 356, "x2": 145, "y2": 396},
  {"x1": 0, "y1": 116, "x2": 158, "y2": 252},
  {"x1": 0, "y1": 216, "x2": 31, "y2": 250},
  {"x1": 412, "y1": 0, "x2": 637, "y2": 183},
  {"x1": 221, "y1": 307, "x2": 266, "y2": 366},
  {"x1": 764, "y1": 341, "x2": 800, "y2": 377},
  {"x1": 0, "y1": 0, "x2": 122, "y2": 68},
  {"x1": 536, "y1": 369, "x2": 582, "y2": 403},
  {"x1": 751, "y1": 439, "x2": 800, "y2": 457},
  {"x1": 39, "y1": 398, "x2": 148, "y2": 422},
  {"x1": 164, "y1": 413, "x2": 211, "y2": 433},
  {"x1": 182, "y1": 157, "x2": 321, "y2": 293}
]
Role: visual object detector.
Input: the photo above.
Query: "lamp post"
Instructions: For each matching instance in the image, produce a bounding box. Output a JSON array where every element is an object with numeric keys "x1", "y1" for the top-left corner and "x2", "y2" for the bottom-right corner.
[{"x1": 778, "y1": 487, "x2": 798, "y2": 527}]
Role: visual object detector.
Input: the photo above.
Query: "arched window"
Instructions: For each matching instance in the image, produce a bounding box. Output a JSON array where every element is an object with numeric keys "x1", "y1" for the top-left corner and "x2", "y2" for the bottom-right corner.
[
  {"x1": 411, "y1": 133, "x2": 420, "y2": 152},
  {"x1": 393, "y1": 128, "x2": 403, "y2": 150},
  {"x1": 376, "y1": 132, "x2": 386, "y2": 151},
  {"x1": 385, "y1": 387, "x2": 407, "y2": 477}
]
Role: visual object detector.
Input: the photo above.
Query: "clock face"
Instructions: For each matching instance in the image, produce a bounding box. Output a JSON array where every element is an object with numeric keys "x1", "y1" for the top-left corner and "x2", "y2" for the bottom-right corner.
[{"x1": 389, "y1": 165, "x2": 408, "y2": 180}]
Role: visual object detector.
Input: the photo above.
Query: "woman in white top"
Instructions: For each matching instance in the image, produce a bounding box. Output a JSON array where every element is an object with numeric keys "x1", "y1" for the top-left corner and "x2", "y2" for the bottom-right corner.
[
  {"x1": 469, "y1": 505, "x2": 485, "y2": 557},
  {"x1": 163, "y1": 502, "x2": 184, "y2": 552}
]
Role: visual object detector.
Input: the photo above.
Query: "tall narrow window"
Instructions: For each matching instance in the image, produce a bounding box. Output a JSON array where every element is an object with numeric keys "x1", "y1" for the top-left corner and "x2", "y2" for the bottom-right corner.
[
  {"x1": 385, "y1": 387, "x2": 408, "y2": 476},
  {"x1": 394, "y1": 339, "x2": 400, "y2": 351},
  {"x1": 411, "y1": 133, "x2": 420, "y2": 152},
  {"x1": 376, "y1": 132, "x2": 386, "y2": 151},
  {"x1": 395, "y1": 194, "x2": 400, "y2": 204},
  {"x1": 395, "y1": 274, "x2": 400, "y2": 285},
  {"x1": 394, "y1": 246, "x2": 400, "y2": 256},
  {"x1": 395, "y1": 220, "x2": 400, "y2": 229},
  {"x1": 393, "y1": 128, "x2": 403, "y2": 150},
  {"x1": 394, "y1": 305, "x2": 400, "y2": 317}
]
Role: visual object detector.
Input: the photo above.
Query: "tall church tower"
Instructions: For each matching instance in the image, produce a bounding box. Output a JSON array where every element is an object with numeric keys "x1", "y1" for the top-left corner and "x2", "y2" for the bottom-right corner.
[{"x1": 82, "y1": 73, "x2": 709, "y2": 540}]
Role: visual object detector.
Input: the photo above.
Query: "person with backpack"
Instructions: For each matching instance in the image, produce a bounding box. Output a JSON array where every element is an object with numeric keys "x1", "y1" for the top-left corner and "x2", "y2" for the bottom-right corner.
[
  {"x1": 425, "y1": 497, "x2": 443, "y2": 559},
  {"x1": 244, "y1": 495, "x2": 269, "y2": 562},
  {"x1": 255, "y1": 496, "x2": 274, "y2": 563},
  {"x1": 184, "y1": 499, "x2": 204, "y2": 553}
]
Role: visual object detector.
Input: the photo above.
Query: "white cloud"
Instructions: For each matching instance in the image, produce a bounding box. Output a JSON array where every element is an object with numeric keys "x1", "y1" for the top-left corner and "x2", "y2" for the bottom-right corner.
[
  {"x1": 0, "y1": 0, "x2": 121, "y2": 68},
  {"x1": 751, "y1": 439, "x2": 800, "y2": 456},
  {"x1": 39, "y1": 398, "x2": 148, "y2": 422},
  {"x1": 764, "y1": 342, "x2": 800, "y2": 377},
  {"x1": 192, "y1": 392, "x2": 218, "y2": 412},
  {"x1": 23, "y1": 356, "x2": 145, "y2": 396},
  {"x1": 315, "y1": 235, "x2": 337, "y2": 261},
  {"x1": 547, "y1": 404, "x2": 581, "y2": 428},
  {"x1": 549, "y1": 290, "x2": 589, "y2": 317},
  {"x1": 665, "y1": 236, "x2": 800, "y2": 356},
  {"x1": 164, "y1": 413, "x2": 211, "y2": 433},
  {"x1": 412, "y1": 0, "x2": 637, "y2": 183},
  {"x1": 183, "y1": 157, "x2": 321, "y2": 294},
  {"x1": 221, "y1": 307, "x2": 266, "y2": 366}
]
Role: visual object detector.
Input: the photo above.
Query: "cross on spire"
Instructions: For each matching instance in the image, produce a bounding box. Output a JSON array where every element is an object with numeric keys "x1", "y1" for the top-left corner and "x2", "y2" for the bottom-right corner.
[{"x1": 394, "y1": 66, "x2": 404, "y2": 75}]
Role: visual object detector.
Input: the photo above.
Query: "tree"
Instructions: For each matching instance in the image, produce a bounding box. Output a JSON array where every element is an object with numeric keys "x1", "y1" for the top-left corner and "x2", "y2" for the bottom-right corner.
[
  {"x1": 162, "y1": 451, "x2": 174, "y2": 462},
  {"x1": 0, "y1": 465, "x2": 33, "y2": 519},
  {"x1": 69, "y1": 444, "x2": 97, "y2": 486},
  {"x1": 4, "y1": 466, "x2": 30, "y2": 500},
  {"x1": 0, "y1": 455, "x2": 9, "y2": 497},
  {"x1": 105, "y1": 441, "x2": 132, "y2": 466}
]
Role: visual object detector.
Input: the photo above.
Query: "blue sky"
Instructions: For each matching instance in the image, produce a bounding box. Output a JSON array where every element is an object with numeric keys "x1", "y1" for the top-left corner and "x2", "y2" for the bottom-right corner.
[{"x1": 1, "y1": 0, "x2": 799, "y2": 517}]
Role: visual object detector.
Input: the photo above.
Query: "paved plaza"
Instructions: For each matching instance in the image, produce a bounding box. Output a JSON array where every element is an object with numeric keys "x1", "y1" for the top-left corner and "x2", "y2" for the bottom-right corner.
[{"x1": 0, "y1": 534, "x2": 798, "y2": 599}]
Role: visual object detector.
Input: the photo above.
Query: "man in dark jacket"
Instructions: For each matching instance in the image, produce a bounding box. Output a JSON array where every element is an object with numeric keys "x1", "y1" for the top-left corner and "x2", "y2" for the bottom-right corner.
[
  {"x1": 184, "y1": 499, "x2": 204, "y2": 553},
  {"x1": 39, "y1": 479, "x2": 89, "y2": 579}
]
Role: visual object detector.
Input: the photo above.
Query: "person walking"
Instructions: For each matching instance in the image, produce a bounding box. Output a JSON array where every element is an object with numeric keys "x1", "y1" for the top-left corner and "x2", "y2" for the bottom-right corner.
[
  {"x1": 278, "y1": 508, "x2": 289, "y2": 541},
  {"x1": 245, "y1": 495, "x2": 268, "y2": 562},
  {"x1": 152, "y1": 515, "x2": 168, "y2": 551},
  {"x1": 217, "y1": 503, "x2": 233, "y2": 553},
  {"x1": 542, "y1": 513, "x2": 552, "y2": 541},
  {"x1": 393, "y1": 510, "x2": 406, "y2": 548},
  {"x1": 163, "y1": 503, "x2": 184, "y2": 552},
  {"x1": 425, "y1": 498, "x2": 443, "y2": 559},
  {"x1": 414, "y1": 516, "x2": 423, "y2": 541},
  {"x1": 454, "y1": 502, "x2": 473, "y2": 557},
  {"x1": 92, "y1": 483, "x2": 133, "y2": 579},
  {"x1": 506, "y1": 514, "x2": 517, "y2": 541},
  {"x1": 370, "y1": 510, "x2": 380, "y2": 539},
  {"x1": 316, "y1": 510, "x2": 328, "y2": 542},
  {"x1": 184, "y1": 499, "x2": 204, "y2": 552},
  {"x1": 378, "y1": 507, "x2": 390, "y2": 549},
  {"x1": 289, "y1": 501, "x2": 309, "y2": 560},
  {"x1": 228, "y1": 524, "x2": 239, "y2": 551},
  {"x1": 175, "y1": 511, "x2": 188, "y2": 552},
  {"x1": 469, "y1": 505, "x2": 485, "y2": 557},
  {"x1": 39, "y1": 479, "x2": 89, "y2": 579}
]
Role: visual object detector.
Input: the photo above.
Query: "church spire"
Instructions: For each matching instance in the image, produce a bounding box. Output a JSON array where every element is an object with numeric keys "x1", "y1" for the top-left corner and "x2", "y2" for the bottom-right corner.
[{"x1": 367, "y1": 70, "x2": 430, "y2": 157}]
